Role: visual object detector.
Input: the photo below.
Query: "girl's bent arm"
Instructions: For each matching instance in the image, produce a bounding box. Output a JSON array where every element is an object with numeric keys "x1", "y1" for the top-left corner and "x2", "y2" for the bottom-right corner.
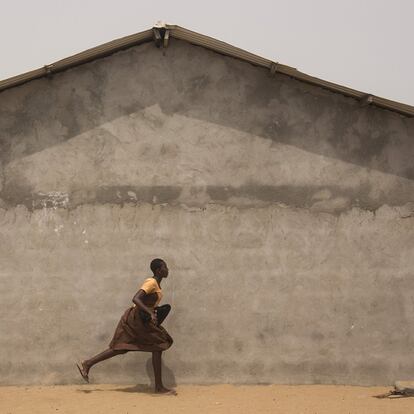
[{"x1": 133, "y1": 290, "x2": 153, "y2": 313}]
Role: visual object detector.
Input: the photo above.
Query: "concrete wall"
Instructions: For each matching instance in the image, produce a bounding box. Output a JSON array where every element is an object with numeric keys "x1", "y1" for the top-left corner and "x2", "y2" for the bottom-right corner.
[{"x1": 0, "y1": 39, "x2": 414, "y2": 386}]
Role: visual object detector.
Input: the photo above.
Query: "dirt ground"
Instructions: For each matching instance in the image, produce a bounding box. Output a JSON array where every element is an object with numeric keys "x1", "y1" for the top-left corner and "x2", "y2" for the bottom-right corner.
[{"x1": 1, "y1": 384, "x2": 412, "y2": 414}]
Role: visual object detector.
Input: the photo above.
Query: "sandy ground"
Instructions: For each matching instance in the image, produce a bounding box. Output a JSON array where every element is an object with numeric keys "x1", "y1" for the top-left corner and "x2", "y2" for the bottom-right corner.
[{"x1": 1, "y1": 384, "x2": 413, "y2": 414}]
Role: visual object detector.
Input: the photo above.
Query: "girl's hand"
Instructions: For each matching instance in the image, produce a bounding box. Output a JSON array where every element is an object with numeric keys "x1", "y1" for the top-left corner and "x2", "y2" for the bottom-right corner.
[{"x1": 151, "y1": 311, "x2": 158, "y2": 325}]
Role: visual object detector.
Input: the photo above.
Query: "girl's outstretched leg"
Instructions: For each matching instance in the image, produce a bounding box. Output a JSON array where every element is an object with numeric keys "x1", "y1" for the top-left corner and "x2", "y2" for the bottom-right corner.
[{"x1": 77, "y1": 348, "x2": 128, "y2": 382}]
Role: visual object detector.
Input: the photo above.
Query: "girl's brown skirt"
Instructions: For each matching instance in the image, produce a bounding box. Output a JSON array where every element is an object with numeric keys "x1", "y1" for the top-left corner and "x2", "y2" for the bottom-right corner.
[{"x1": 109, "y1": 306, "x2": 173, "y2": 352}]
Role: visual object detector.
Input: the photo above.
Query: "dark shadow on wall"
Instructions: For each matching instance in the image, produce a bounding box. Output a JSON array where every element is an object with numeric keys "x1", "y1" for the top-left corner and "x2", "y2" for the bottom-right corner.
[{"x1": 1, "y1": 39, "x2": 413, "y2": 185}]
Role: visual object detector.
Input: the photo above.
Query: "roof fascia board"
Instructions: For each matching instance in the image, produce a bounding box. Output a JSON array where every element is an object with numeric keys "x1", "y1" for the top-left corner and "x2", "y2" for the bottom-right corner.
[
  {"x1": 0, "y1": 29, "x2": 153, "y2": 92},
  {"x1": 0, "y1": 24, "x2": 413, "y2": 117},
  {"x1": 168, "y1": 25, "x2": 414, "y2": 117}
]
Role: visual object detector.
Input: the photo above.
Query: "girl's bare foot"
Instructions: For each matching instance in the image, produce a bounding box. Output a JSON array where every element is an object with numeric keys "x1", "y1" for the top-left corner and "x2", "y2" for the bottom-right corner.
[
  {"x1": 76, "y1": 361, "x2": 90, "y2": 383},
  {"x1": 155, "y1": 386, "x2": 177, "y2": 395}
]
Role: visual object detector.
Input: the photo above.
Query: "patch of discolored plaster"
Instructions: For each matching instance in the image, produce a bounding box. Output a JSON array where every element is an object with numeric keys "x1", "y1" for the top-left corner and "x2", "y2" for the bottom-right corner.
[
  {"x1": 0, "y1": 64, "x2": 110, "y2": 165},
  {"x1": 0, "y1": 183, "x2": 413, "y2": 214},
  {"x1": 310, "y1": 196, "x2": 351, "y2": 214},
  {"x1": 32, "y1": 192, "x2": 70, "y2": 210},
  {"x1": 394, "y1": 202, "x2": 414, "y2": 218},
  {"x1": 0, "y1": 170, "x2": 34, "y2": 210},
  {"x1": 329, "y1": 107, "x2": 393, "y2": 164},
  {"x1": 94, "y1": 185, "x2": 182, "y2": 206},
  {"x1": 206, "y1": 184, "x2": 380, "y2": 213},
  {"x1": 404, "y1": 166, "x2": 414, "y2": 180}
]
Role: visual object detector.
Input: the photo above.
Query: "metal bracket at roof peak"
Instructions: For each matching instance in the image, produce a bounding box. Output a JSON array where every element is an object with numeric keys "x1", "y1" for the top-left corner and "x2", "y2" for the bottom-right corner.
[
  {"x1": 164, "y1": 29, "x2": 170, "y2": 48},
  {"x1": 152, "y1": 27, "x2": 170, "y2": 49},
  {"x1": 153, "y1": 28, "x2": 162, "y2": 48}
]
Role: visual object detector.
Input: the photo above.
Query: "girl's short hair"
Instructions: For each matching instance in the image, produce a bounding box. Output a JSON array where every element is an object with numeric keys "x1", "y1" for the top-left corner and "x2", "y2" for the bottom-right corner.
[{"x1": 150, "y1": 258, "x2": 164, "y2": 274}]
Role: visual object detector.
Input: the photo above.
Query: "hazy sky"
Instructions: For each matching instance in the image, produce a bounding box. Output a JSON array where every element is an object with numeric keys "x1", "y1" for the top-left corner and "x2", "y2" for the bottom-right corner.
[{"x1": 1, "y1": 0, "x2": 413, "y2": 105}]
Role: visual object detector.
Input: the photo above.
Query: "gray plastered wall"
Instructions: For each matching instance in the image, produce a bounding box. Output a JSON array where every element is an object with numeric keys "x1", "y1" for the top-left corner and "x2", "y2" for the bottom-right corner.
[{"x1": 0, "y1": 39, "x2": 414, "y2": 386}]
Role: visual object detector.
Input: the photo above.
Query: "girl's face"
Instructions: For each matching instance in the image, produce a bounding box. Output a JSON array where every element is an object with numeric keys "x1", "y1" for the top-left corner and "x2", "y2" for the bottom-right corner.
[{"x1": 159, "y1": 262, "x2": 169, "y2": 278}]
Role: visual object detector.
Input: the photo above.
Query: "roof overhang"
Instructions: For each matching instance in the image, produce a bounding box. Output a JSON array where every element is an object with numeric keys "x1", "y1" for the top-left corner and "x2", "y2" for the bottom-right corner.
[{"x1": 1, "y1": 23, "x2": 413, "y2": 117}]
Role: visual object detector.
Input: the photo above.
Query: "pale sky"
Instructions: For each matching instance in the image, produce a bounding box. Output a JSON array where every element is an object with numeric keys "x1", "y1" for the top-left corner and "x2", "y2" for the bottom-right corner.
[{"x1": 1, "y1": 0, "x2": 413, "y2": 106}]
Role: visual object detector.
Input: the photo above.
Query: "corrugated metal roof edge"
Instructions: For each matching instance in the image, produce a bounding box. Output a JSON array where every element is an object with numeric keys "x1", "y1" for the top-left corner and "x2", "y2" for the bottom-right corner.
[{"x1": 0, "y1": 24, "x2": 413, "y2": 117}]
